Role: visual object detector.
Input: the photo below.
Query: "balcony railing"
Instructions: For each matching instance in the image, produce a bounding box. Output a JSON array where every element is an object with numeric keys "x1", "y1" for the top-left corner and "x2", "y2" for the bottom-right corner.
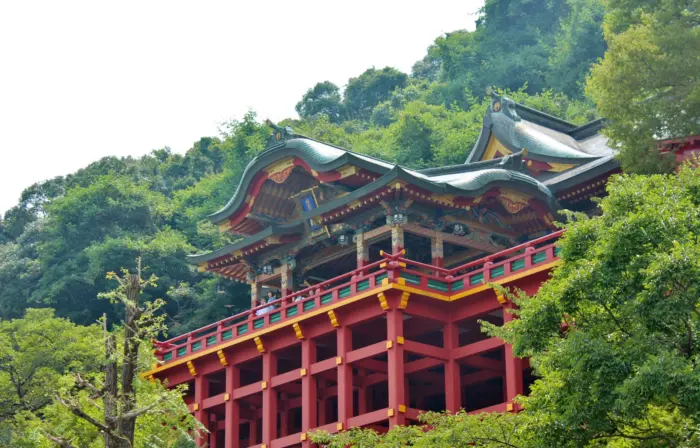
[{"x1": 153, "y1": 230, "x2": 563, "y2": 365}]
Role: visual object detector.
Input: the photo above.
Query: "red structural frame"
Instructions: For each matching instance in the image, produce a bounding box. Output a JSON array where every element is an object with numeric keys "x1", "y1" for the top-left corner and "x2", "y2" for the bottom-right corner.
[{"x1": 148, "y1": 231, "x2": 563, "y2": 448}]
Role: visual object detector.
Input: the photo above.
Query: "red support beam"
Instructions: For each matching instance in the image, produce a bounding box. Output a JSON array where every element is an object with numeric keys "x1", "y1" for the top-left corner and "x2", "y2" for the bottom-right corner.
[
  {"x1": 444, "y1": 321, "x2": 461, "y2": 413},
  {"x1": 503, "y1": 306, "x2": 524, "y2": 406},
  {"x1": 346, "y1": 340, "x2": 388, "y2": 364},
  {"x1": 262, "y1": 351, "x2": 278, "y2": 445},
  {"x1": 194, "y1": 374, "x2": 209, "y2": 448},
  {"x1": 402, "y1": 340, "x2": 449, "y2": 361},
  {"x1": 337, "y1": 325, "x2": 353, "y2": 429},
  {"x1": 225, "y1": 365, "x2": 240, "y2": 448},
  {"x1": 301, "y1": 338, "x2": 317, "y2": 448},
  {"x1": 386, "y1": 305, "x2": 406, "y2": 427},
  {"x1": 463, "y1": 356, "x2": 505, "y2": 372},
  {"x1": 453, "y1": 337, "x2": 505, "y2": 360}
]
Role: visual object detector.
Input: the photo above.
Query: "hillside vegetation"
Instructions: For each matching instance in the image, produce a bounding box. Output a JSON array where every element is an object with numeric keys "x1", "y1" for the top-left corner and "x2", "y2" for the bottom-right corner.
[{"x1": 0, "y1": 0, "x2": 609, "y2": 333}]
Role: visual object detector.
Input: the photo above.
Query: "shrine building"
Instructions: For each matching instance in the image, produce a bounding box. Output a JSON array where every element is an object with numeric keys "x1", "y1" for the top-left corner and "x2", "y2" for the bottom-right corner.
[{"x1": 145, "y1": 92, "x2": 619, "y2": 448}]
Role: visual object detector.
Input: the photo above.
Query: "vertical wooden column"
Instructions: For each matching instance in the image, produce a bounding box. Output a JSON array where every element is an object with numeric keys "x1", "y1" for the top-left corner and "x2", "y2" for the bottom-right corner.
[
  {"x1": 301, "y1": 338, "x2": 317, "y2": 447},
  {"x1": 280, "y1": 256, "x2": 296, "y2": 298},
  {"x1": 431, "y1": 231, "x2": 444, "y2": 270},
  {"x1": 318, "y1": 379, "x2": 327, "y2": 425},
  {"x1": 209, "y1": 417, "x2": 218, "y2": 448},
  {"x1": 391, "y1": 225, "x2": 404, "y2": 254},
  {"x1": 357, "y1": 369, "x2": 368, "y2": 414},
  {"x1": 387, "y1": 305, "x2": 406, "y2": 427},
  {"x1": 247, "y1": 271, "x2": 261, "y2": 310},
  {"x1": 194, "y1": 375, "x2": 209, "y2": 448},
  {"x1": 280, "y1": 393, "x2": 289, "y2": 437},
  {"x1": 224, "y1": 364, "x2": 240, "y2": 448},
  {"x1": 262, "y1": 351, "x2": 278, "y2": 445},
  {"x1": 355, "y1": 228, "x2": 369, "y2": 272},
  {"x1": 337, "y1": 325, "x2": 353, "y2": 430},
  {"x1": 443, "y1": 321, "x2": 462, "y2": 413},
  {"x1": 503, "y1": 307, "x2": 523, "y2": 406},
  {"x1": 248, "y1": 414, "x2": 257, "y2": 447}
]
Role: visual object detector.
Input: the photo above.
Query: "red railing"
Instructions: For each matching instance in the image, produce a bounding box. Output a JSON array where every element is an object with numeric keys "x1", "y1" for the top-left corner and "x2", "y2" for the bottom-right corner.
[{"x1": 154, "y1": 230, "x2": 563, "y2": 365}]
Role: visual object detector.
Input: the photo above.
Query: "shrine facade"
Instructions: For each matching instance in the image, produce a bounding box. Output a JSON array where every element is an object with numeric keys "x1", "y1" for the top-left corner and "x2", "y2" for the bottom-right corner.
[{"x1": 145, "y1": 92, "x2": 619, "y2": 448}]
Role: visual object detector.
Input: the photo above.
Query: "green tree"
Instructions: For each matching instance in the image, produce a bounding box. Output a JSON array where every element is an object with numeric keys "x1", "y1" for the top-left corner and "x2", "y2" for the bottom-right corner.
[
  {"x1": 0, "y1": 309, "x2": 101, "y2": 430},
  {"x1": 547, "y1": 0, "x2": 606, "y2": 98},
  {"x1": 586, "y1": 0, "x2": 700, "y2": 173},
  {"x1": 492, "y1": 162, "x2": 700, "y2": 447},
  {"x1": 35, "y1": 266, "x2": 199, "y2": 448},
  {"x1": 344, "y1": 67, "x2": 408, "y2": 120},
  {"x1": 295, "y1": 81, "x2": 345, "y2": 123}
]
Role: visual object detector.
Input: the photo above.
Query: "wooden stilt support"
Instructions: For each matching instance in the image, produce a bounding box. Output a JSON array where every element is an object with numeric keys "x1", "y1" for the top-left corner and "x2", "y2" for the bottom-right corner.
[
  {"x1": 194, "y1": 375, "x2": 209, "y2": 448},
  {"x1": 224, "y1": 364, "x2": 240, "y2": 448},
  {"x1": 337, "y1": 325, "x2": 353, "y2": 430},
  {"x1": 444, "y1": 321, "x2": 462, "y2": 413},
  {"x1": 301, "y1": 338, "x2": 317, "y2": 447},
  {"x1": 387, "y1": 303, "x2": 406, "y2": 427},
  {"x1": 262, "y1": 351, "x2": 277, "y2": 444}
]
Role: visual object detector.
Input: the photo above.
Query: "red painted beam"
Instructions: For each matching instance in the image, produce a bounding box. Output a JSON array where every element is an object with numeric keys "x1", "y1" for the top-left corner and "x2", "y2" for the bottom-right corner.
[
  {"x1": 451, "y1": 296, "x2": 503, "y2": 322},
  {"x1": 271, "y1": 368, "x2": 302, "y2": 389},
  {"x1": 346, "y1": 340, "x2": 387, "y2": 364},
  {"x1": 463, "y1": 356, "x2": 504, "y2": 372},
  {"x1": 402, "y1": 340, "x2": 449, "y2": 361},
  {"x1": 463, "y1": 369, "x2": 503, "y2": 386},
  {"x1": 271, "y1": 431, "x2": 304, "y2": 448},
  {"x1": 453, "y1": 337, "x2": 504, "y2": 360},
  {"x1": 406, "y1": 357, "x2": 443, "y2": 374},
  {"x1": 404, "y1": 301, "x2": 450, "y2": 323},
  {"x1": 233, "y1": 382, "x2": 262, "y2": 400},
  {"x1": 469, "y1": 402, "x2": 507, "y2": 415},
  {"x1": 353, "y1": 358, "x2": 388, "y2": 373},
  {"x1": 310, "y1": 357, "x2": 337, "y2": 376},
  {"x1": 347, "y1": 408, "x2": 389, "y2": 427}
]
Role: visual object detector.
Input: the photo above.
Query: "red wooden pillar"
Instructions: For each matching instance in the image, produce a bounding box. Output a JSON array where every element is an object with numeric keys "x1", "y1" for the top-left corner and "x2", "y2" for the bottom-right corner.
[
  {"x1": 443, "y1": 321, "x2": 462, "y2": 413},
  {"x1": 387, "y1": 305, "x2": 406, "y2": 427},
  {"x1": 249, "y1": 414, "x2": 257, "y2": 446},
  {"x1": 503, "y1": 306, "x2": 523, "y2": 406},
  {"x1": 280, "y1": 393, "x2": 289, "y2": 437},
  {"x1": 225, "y1": 364, "x2": 240, "y2": 448},
  {"x1": 301, "y1": 338, "x2": 317, "y2": 447},
  {"x1": 318, "y1": 379, "x2": 327, "y2": 425},
  {"x1": 357, "y1": 369, "x2": 368, "y2": 414},
  {"x1": 337, "y1": 325, "x2": 353, "y2": 430},
  {"x1": 262, "y1": 351, "x2": 278, "y2": 445},
  {"x1": 209, "y1": 416, "x2": 218, "y2": 448},
  {"x1": 194, "y1": 375, "x2": 209, "y2": 448}
]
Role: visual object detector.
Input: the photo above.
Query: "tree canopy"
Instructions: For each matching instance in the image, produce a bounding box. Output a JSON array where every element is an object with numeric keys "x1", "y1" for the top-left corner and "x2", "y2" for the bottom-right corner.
[{"x1": 586, "y1": 0, "x2": 700, "y2": 173}]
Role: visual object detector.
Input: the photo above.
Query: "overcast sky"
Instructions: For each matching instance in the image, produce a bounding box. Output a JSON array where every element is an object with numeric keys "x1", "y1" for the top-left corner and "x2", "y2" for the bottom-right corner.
[{"x1": 0, "y1": 0, "x2": 482, "y2": 215}]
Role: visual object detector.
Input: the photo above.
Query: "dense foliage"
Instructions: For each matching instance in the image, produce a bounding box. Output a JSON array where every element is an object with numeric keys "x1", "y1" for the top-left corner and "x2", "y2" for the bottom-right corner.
[{"x1": 587, "y1": 0, "x2": 700, "y2": 173}]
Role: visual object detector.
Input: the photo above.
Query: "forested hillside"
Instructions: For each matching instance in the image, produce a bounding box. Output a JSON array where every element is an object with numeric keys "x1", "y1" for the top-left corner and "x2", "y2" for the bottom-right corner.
[
  {"x1": 0, "y1": 0, "x2": 612, "y2": 336},
  {"x1": 2, "y1": 0, "x2": 696, "y2": 336}
]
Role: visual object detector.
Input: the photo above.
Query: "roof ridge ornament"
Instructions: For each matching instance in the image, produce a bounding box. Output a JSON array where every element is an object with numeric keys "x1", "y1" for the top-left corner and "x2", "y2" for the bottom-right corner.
[
  {"x1": 498, "y1": 149, "x2": 527, "y2": 173},
  {"x1": 486, "y1": 86, "x2": 520, "y2": 122},
  {"x1": 265, "y1": 119, "x2": 296, "y2": 148}
]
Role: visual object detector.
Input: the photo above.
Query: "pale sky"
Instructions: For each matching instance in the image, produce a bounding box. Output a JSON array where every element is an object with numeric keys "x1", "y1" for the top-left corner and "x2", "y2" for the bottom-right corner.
[{"x1": 0, "y1": 1, "x2": 482, "y2": 215}]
